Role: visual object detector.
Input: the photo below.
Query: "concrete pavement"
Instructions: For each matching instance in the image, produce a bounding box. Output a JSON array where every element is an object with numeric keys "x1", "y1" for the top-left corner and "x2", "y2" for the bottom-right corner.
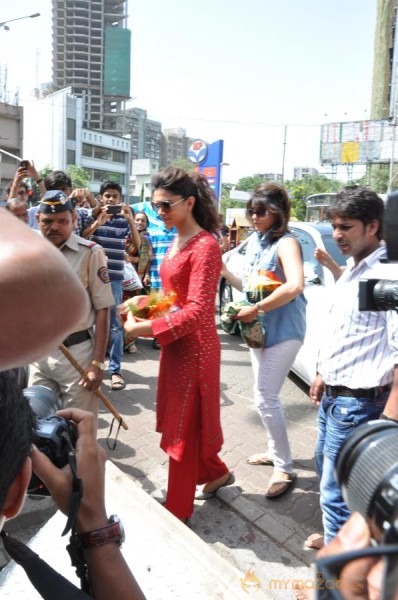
[{"x1": 95, "y1": 324, "x2": 323, "y2": 593}]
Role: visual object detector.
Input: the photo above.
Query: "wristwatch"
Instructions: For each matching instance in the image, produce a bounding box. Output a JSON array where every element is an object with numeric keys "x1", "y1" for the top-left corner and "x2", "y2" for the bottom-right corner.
[
  {"x1": 91, "y1": 359, "x2": 105, "y2": 370},
  {"x1": 79, "y1": 515, "x2": 125, "y2": 548},
  {"x1": 256, "y1": 303, "x2": 266, "y2": 316}
]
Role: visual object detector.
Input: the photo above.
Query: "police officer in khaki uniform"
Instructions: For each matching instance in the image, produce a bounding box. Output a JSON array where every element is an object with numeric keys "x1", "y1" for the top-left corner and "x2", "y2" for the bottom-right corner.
[{"x1": 29, "y1": 191, "x2": 115, "y2": 417}]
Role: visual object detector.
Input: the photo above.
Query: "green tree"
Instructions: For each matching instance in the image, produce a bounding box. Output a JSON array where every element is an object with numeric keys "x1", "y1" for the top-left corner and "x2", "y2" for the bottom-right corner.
[
  {"x1": 354, "y1": 163, "x2": 398, "y2": 194},
  {"x1": 66, "y1": 165, "x2": 90, "y2": 189},
  {"x1": 235, "y1": 175, "x2": 265, "y2": 191},
  {"x1": 170, "y1": 158, "x2": 195, "y2": 173},
  {"x1": 284, "y1": 175, "x2": 343, "y2": 221},
  {"x1": 38, "y1": 165, "x2": 53, "y2": 180},
  {"x1": 219, "y1": 182, "x2": 242, "y2": 217}
]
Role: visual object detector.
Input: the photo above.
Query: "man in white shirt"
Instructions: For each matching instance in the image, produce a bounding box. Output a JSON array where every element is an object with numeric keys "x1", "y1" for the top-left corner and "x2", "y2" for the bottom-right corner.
[{"x1": 310, "y1": 186, "x2": 398, "y2": 545}]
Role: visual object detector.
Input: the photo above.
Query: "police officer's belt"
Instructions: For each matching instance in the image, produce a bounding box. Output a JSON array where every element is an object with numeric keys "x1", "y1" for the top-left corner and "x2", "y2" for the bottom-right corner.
[
  {"x1": 325, "y1": 385, "x2": 391, "y2": 399},
  {"x1": 63, "y1": 330, "x2": 91, "y2": 348}
]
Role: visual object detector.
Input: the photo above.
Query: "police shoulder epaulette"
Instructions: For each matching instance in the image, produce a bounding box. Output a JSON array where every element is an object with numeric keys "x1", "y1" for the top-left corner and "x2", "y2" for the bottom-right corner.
[{"x1": 77, "y1": 238, "x2": 98, "y2": 250}]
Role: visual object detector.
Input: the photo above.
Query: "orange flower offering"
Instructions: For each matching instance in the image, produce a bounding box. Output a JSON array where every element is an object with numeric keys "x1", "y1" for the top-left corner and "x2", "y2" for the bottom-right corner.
[
  {"x1": 247, "y1": 269, "x2": 283, "y2": 293},
  {"x1": 128, "y1": 290, "x2": 178, "y2": 320}
]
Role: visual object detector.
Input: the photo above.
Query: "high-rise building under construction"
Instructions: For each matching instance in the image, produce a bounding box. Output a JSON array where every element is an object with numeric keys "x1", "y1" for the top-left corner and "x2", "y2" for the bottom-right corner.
[
  {"x1": 371, "y1": 0, "x2": 398, "y2": 119},
  {"x1": 52, "y1": 0, "x2": 131, "y2": 133}
]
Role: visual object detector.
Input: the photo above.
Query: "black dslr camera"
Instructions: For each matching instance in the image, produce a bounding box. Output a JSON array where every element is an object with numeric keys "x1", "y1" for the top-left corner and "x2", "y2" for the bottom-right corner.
[
  {"x1": 359, "y1": 192, "x2": 398, "y2": 312},
  {"x1": 314, "y1": 421, "x2": 398, "y2": 599},
  {"x1": 23, "y1": 385, "x2": 77, "y2": 496}
]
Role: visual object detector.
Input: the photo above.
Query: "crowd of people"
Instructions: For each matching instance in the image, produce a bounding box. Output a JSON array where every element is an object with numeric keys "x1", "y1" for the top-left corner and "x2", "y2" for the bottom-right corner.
[{"x1": 2, "y1": 160, "x2": 398, "y2": 598}]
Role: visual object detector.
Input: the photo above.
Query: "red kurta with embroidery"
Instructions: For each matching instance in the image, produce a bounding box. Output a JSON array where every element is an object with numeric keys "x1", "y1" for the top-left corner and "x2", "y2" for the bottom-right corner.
[{"x1": 151, "y1": 231, "x2": 223, "y2": 462}]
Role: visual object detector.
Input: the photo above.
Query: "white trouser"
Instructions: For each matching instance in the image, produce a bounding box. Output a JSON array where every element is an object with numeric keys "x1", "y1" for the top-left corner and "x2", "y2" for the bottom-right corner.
[{"x1": 250, "y1": 339, "x2": 302, "y2": 474}]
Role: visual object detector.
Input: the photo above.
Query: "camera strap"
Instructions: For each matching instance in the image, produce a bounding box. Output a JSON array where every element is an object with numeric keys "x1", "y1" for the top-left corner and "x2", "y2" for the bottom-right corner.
[
  {"x1": 61, "y1": 432, "x2": 83, "y2": 537},
  {"x1": 106, "y1": 417, "x2": 122, "y2": 451},
  {"x1": 0, "y1": 530, "x2": 91, "y2": 599}
]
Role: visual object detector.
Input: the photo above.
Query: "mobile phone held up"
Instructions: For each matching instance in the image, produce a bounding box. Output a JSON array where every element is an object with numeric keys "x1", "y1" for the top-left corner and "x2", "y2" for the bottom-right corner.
[
  {"x1": 20, "y1": 159, "x2": 30, "y2": 170},
  {"x1": 106, "y1": 204, "x2": 122, "y2": 216}
]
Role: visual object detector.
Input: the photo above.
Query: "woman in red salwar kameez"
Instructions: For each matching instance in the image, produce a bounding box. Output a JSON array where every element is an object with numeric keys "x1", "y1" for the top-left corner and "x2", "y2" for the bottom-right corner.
[{"x1": 122, "y1": 167, "x2": 234, "y2": 521}]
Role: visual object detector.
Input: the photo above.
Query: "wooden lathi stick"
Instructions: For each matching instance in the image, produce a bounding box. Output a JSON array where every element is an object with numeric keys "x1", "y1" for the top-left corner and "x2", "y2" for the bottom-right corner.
[{"x1": 58, "y1": 343, "x2": 128, "y2": 430}]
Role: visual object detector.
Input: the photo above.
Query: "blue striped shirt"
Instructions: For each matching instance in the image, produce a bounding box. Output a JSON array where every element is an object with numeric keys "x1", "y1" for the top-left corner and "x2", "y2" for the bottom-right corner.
[
  {"x1": 133, "y1": 201, "x2": 177, "y2": 290},
  {"x1": 91, "y1": 216, "x2": 130, "y2": 282},
  {"x1": 148, "y1": 226, "x2": 177, "y2": 289}
]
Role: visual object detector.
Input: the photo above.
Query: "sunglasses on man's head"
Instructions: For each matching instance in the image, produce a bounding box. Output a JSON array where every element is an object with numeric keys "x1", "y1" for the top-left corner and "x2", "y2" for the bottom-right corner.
[
  {"x1": 247, "y1": 207, "x2": 269, "y2": 217},
  {"x1": 151, "y1": 197, "x2": 186, "y2": 212}
]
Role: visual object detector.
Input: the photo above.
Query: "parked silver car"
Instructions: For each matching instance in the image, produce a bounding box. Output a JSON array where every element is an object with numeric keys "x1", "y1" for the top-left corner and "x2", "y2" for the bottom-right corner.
[{"x1": 219, "y1": 222, "x2": 346, "y2": 385}]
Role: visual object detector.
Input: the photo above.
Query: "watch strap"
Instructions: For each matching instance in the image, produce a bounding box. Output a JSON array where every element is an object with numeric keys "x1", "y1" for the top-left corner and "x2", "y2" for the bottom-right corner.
[
  {"x1": 91, "y1": 359, "x2": 105, "y2": 370},
  {"x1": 79, "y1": 520, "x2": 123, "y2": 548},
  {"x1": 256, "y1": 303, "x2": 266, "y2": 315}
]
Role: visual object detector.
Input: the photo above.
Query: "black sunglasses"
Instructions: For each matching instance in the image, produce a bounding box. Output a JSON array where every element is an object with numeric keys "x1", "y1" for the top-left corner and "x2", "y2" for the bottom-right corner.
[
  {"x1": 247, "y1": 208, "x2": 269, "y2": 217},
  {"x1": 151, "y1": 198, "x2": 186, "y2": 212}
]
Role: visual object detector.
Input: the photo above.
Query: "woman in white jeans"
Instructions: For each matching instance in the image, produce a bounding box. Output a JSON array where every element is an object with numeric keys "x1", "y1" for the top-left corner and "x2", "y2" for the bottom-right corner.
[{"x1": 222, "y1": 183, "x2": 306, "y2": 497}]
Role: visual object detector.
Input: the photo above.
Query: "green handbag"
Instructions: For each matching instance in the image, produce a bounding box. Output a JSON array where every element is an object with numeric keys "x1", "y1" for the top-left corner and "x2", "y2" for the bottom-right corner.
[{"x1": 220, "y1": 301, "x2": 265, "y2": 348}]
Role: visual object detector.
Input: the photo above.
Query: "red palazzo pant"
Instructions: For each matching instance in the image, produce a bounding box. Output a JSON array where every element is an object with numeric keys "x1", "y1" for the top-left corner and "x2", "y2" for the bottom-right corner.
[{"x1": 164, "y1": 398, "x2": 228, "y2": 520}]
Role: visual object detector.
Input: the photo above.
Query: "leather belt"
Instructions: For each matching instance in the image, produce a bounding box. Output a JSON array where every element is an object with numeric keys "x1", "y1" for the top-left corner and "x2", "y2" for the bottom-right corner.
[
  {"x1": 325, "y1": 385, "x2": 391, "y2": 400},
  {"x1": 63, "y1": 329, "x2": 91, "y2": 348}
]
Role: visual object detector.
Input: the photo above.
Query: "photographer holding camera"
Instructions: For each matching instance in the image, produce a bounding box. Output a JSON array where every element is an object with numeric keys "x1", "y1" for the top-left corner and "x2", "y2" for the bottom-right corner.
[
  {"x1": 309, "y1": 186, "x2": 398, "y2": 548},
  {"x1": 89, "y1": 181, "x2": 141, "y2": 391},
  {"x1": 0, "y1": 370, "x2": 146, "y2": 600}
]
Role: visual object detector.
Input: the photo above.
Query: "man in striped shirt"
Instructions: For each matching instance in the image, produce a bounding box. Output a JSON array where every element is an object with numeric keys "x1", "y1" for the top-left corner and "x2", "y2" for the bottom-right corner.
[
  {"x1": 133, "y1": 200, "x2": 177, "y2": 290},
  {"x1": 309, "y1": 186, "x2": 398, "y2": 545},
  {"x1": 91, "y1": 181, "x2": 140, "y2": 390}
]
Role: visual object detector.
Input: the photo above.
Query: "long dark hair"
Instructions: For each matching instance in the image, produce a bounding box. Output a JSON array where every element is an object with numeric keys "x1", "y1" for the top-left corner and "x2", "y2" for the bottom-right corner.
[
  {"x1": 247, "y1": 183, "x2": 291, "y2": 242},
  {"x1": 152, "y1": 167, "x2": 220, "y2": 234}
]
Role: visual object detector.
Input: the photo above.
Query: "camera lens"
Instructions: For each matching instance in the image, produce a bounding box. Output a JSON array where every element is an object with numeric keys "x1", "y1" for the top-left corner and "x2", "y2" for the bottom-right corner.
[
  {"x1": 336, "y1": 420, "x2": 398, "y2": 540},
  {"x1": 373, "y1": 280, "x2": 398, "y2": 311},
  {"x1": 23, "y1": 385, "x2": 62, "y2": 418}
]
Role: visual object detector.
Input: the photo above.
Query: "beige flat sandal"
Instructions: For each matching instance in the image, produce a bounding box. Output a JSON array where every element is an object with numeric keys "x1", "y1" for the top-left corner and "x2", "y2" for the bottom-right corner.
[
  {"x1": 246, "y1": 453, "x2": 274, "y2": 466},
  {"x1": 265, "y1": 471, "x2": 295, "y2": 498}
]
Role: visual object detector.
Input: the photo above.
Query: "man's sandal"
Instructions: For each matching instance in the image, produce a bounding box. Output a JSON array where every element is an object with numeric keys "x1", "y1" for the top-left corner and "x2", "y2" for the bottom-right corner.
[
  {"x1": 265, "y1": 471, "x2": 295, "y2": 498},
  {"x1": 111, "y1": 373, "x2": 125, "y2": 390}
]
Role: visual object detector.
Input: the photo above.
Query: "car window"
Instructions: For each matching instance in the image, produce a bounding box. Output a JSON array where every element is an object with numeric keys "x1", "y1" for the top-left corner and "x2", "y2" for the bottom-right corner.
[
  {"x1": 321, "y1": 235, "x2": 346, "y2": 266},
  {"x1": 291, "y1": 228, "x2": 323, "y2": 283}
]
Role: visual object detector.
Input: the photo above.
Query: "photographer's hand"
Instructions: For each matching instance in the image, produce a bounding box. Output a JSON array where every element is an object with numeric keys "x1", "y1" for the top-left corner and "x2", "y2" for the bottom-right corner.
[
  {"x1": 31, "y1": 409, "x2": 146, "y2": 600},
  {"x1": 317, "y1": 513, "x2": 382, "y2": 599},
  {"x1": 31, "y1": 408, "x2": 107, "y2": 531},
  {"x1": 380, "y1": 366, "x2": 398, "y2": 421}
]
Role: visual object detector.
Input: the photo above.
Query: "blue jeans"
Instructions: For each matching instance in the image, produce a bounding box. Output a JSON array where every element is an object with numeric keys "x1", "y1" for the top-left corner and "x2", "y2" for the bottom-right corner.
[
  {"x1": 109, "y1": 280, "x2": 123, "y2": 375},
  {"x1": 315, "y1": 392, "x2": 387, "y2": 543}
]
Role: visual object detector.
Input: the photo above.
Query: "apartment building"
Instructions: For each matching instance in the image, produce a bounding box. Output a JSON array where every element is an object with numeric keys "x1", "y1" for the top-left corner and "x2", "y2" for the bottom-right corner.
[{"x1": 52, "y1": 0, "x2": 131, "y2": 133}]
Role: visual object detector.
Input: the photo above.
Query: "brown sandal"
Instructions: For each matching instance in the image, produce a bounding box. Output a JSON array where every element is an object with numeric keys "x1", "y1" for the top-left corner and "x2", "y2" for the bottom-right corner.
[
  {"x1": 111, "y1": 373, "x2": 125, "y2": 390},
  {"x1": 265, "y1": 471, "x2": 295, "y2": 498}
]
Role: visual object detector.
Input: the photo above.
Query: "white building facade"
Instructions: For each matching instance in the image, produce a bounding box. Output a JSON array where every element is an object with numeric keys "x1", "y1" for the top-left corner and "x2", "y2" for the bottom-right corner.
[{"x1": 23, "y1": 87, "x2": 130, "y2": 197}]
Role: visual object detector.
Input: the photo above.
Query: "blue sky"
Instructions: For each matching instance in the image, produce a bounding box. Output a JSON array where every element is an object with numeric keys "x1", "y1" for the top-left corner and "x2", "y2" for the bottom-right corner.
[{"x1": 1, "y1": 0, "x2": 377, "y2": 182}]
